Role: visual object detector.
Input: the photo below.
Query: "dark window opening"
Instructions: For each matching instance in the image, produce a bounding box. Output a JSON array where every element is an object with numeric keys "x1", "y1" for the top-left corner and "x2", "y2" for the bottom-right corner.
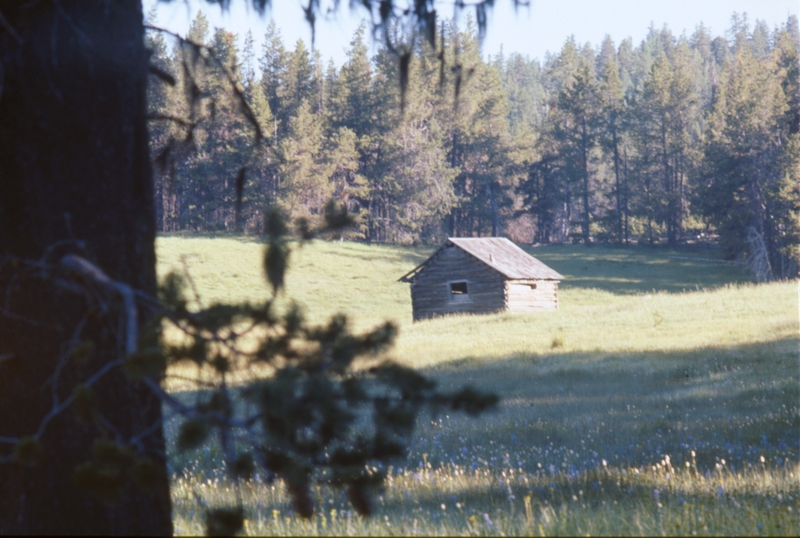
[
  {"x1": 449, "y1": 281, "x2": 469, "y2": 298},
  {"x1": 529, "y1": 283, "x2": 538, "y2": 290}
]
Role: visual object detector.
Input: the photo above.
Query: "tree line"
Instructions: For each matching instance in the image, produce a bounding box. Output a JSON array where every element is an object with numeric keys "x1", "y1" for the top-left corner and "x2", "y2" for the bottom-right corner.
[{"x1": 146, "y1": 11, "x2": 799, "y2": 279}]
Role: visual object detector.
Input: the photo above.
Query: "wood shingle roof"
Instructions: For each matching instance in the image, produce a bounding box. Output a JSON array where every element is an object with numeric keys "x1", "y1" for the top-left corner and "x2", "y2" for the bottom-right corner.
[{"x1": 399, "y1": 237, "x2": 563, "y2": 282}]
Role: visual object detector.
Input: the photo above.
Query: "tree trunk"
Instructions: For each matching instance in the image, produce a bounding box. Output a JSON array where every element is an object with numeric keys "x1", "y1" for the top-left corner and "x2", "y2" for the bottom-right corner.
[
  {"x1": 610, "y1": 121, "x2": 623, "y2": 243},
  {"x1": 580, "y1": 118, "x2": 591, "y2": 244},
  {"x1": 623, "y1": 148, "x2": 630, "y2": 244},
  {"x1": 485, "y1": 183, "x2": 503, "y2": 237},
  {"x1": 661, "y1": 117, "x2": 676, "y2": 246},
  {"x1": 0, "y1": 1, "x2": 172, "y2": 534}
]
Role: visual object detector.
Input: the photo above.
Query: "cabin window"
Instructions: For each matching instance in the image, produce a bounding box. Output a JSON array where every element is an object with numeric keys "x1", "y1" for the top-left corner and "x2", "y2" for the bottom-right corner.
[
  {"x1": 449, "y1": 281, "x2": 469, "y2": 301},
  {"x1": 529, "y1": 283, "x2": 537, "y2": 290}
]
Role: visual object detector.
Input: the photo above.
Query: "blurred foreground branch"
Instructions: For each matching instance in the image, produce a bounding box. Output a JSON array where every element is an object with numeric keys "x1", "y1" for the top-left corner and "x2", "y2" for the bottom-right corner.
[{"x1": 0, "y1": 204, "x2": 498, "y2": 534}]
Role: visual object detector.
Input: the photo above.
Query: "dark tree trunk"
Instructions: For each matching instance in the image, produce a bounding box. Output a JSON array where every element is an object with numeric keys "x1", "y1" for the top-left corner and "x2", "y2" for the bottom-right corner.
[
  {"x1": 580, "y1": 118, "x2": 591, "y2": 244},
  {"x1": 623, "y1": 148, "x2": 632, "y2": 244},
  {"x1": 0, "y1": 1, "x2": 172, "y2": 534},
  {"x1": 610, "y1": 121, "x2": 623, "y2": 243},
  {"x1": 485, "y1": 183, "x2": 503, "y2": 237}
]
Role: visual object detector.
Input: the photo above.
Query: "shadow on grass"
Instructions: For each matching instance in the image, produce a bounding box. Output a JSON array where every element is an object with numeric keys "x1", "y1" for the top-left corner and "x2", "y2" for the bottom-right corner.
[
  {"x1": 413, "y1": 336, "x2": 798, "y2": 471},
  {"x1": 163, "y1": 336, "x2": 798, "y2": 486},
  {"x1": 523, "y1": 244, "x2": 752, "y2": 295}
]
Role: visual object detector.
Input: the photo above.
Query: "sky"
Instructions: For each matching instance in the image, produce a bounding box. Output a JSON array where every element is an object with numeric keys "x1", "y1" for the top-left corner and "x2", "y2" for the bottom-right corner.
[{"x1": 144, "y1": 0, "x2": 799, "y2": 68}]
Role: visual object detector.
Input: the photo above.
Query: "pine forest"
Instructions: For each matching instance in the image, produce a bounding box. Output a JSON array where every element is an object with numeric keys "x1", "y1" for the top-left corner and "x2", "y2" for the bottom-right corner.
[{"x1": 146, "y1": 11, "x2": 800, "y2": 280}]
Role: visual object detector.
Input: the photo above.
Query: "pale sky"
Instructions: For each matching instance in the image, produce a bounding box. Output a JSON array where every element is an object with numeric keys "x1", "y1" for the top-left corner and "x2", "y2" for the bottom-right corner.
[{"x1": 144, "y1": 0, "x2": 799, "y2": 68}]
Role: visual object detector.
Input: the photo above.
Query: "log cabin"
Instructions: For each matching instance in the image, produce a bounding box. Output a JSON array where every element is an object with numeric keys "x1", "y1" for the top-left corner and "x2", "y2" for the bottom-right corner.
[{"x1": 399, "y1": 237, "x2": 563, "y2": 321}]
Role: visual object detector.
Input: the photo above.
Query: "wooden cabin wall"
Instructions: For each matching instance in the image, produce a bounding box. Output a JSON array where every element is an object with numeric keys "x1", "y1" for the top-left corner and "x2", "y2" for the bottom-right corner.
[
  {"x1": 505, "y1": 280, "x2": 558, "y2": 312},
  {"x1": 411, "y1": 245, "x2": 506, "y2": 320}
]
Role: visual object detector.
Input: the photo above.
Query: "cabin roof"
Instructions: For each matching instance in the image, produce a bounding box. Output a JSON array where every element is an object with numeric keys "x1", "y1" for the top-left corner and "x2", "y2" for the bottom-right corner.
[{"x1": 399, "y1": 237, "x2": 563, "y2": 282}]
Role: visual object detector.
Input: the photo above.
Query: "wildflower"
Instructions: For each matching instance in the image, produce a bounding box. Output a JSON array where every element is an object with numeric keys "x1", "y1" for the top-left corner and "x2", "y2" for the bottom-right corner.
[
  {"x1": 717, "y1": 485, "x2": 724, "y2": 497},
  {"x1": 483, "y1": 513, "x2": 494, "y2": 529},
  {"x1": 441, "y1": 504, "x2": 446, "y2": 511},
  {"x1": 602, "y1": 459, "x2": 607, "y2": 467}
]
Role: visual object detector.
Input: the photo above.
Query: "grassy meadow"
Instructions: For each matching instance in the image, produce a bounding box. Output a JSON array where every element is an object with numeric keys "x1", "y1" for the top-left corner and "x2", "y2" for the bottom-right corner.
[{"x1": 156, "y1": 235, "x2": 799, "y2": 536}]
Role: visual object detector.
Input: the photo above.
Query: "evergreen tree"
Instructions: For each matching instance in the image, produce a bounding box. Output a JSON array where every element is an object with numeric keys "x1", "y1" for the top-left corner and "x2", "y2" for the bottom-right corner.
[
  {"x1": 181, "y1": 27, "x2": 254, "y2": 231},
  {"x1": 616, "y1": 37, "x2": 636, "y2": 95},
  {"x1": 750, "y1": 19, "x2": 772, "y2": 59},
  {"x1": 598, "y1": 57, "x2": 630, "y2": 242},
  {"x1": 728, "y1": 12, "x2": 751, "y2": 53},
  {"x1": 700, "y1": 44, "x2": 797, "y2": 278},
  {"x1": 245, "y1": 83, "x2": 279, "y2": 230},
  {"x1": 277, "y1": 100, "x2": 334, "y2": 224},
  {"x1": 241, "y1": 30, "x2": 257, "y2": 92},
  {"x1": 259, "y1": 20, "x2": 288, "y2": 140},
  {"x1": 281, "y1": 39, "x2": 315, "y2": 128},
  {"x1": 145, "y1": 7, "x2": 178, "y2": 233},
  {"x1": 711, "y1": 35, "x2": 730, "y2": 67},
  {"x1": 327, "y1": 127, "x2": 369, "y2": 238},
  {"x1": 787, "y1": 14, "x2": 800, "y2": 48},
  {"x1": 552, "y1": 52, "x2": 598, "y2": 243},
  {"x1": 596, "y1": 35, "x2": 617, "y2": 74},
  {"x1": 502, "y1": 52, "x2": 546, "y2": 136},
  {"x1": 774, "y1": 24, "x2": 800, "y2": 135},
  {"x1": 330, "y1": 24, "x2": 375, "y2": 135},
  {"x1": 134, "y1": 8, "x2": 800, "y2": 258},
  {"x1": 636, "y1": 43, "x2": 699, "y2": 245},
  {"x1": 690, "y1": 23, "x2": 718, "y2": 108}
]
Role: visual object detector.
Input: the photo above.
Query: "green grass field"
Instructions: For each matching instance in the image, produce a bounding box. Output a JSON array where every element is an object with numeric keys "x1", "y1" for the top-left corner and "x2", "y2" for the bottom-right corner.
[{"x1": 157, "y1": 235, "x2": 799, "y2": 536}]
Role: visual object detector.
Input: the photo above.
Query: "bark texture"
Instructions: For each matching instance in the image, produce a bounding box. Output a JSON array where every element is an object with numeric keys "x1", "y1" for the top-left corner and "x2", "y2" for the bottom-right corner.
[{"x1": 0, "y1": 1, "x2": 172, "y2": 534}]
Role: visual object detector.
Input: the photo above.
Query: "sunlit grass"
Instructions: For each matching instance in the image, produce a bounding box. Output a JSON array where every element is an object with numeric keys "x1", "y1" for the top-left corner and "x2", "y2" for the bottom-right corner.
[
  {"x1": 170, "y1": 456, "x2": 800, "y2": 536},
  {"x1": 156, "y1": 235, "x2": 799, "y2": 535}
]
